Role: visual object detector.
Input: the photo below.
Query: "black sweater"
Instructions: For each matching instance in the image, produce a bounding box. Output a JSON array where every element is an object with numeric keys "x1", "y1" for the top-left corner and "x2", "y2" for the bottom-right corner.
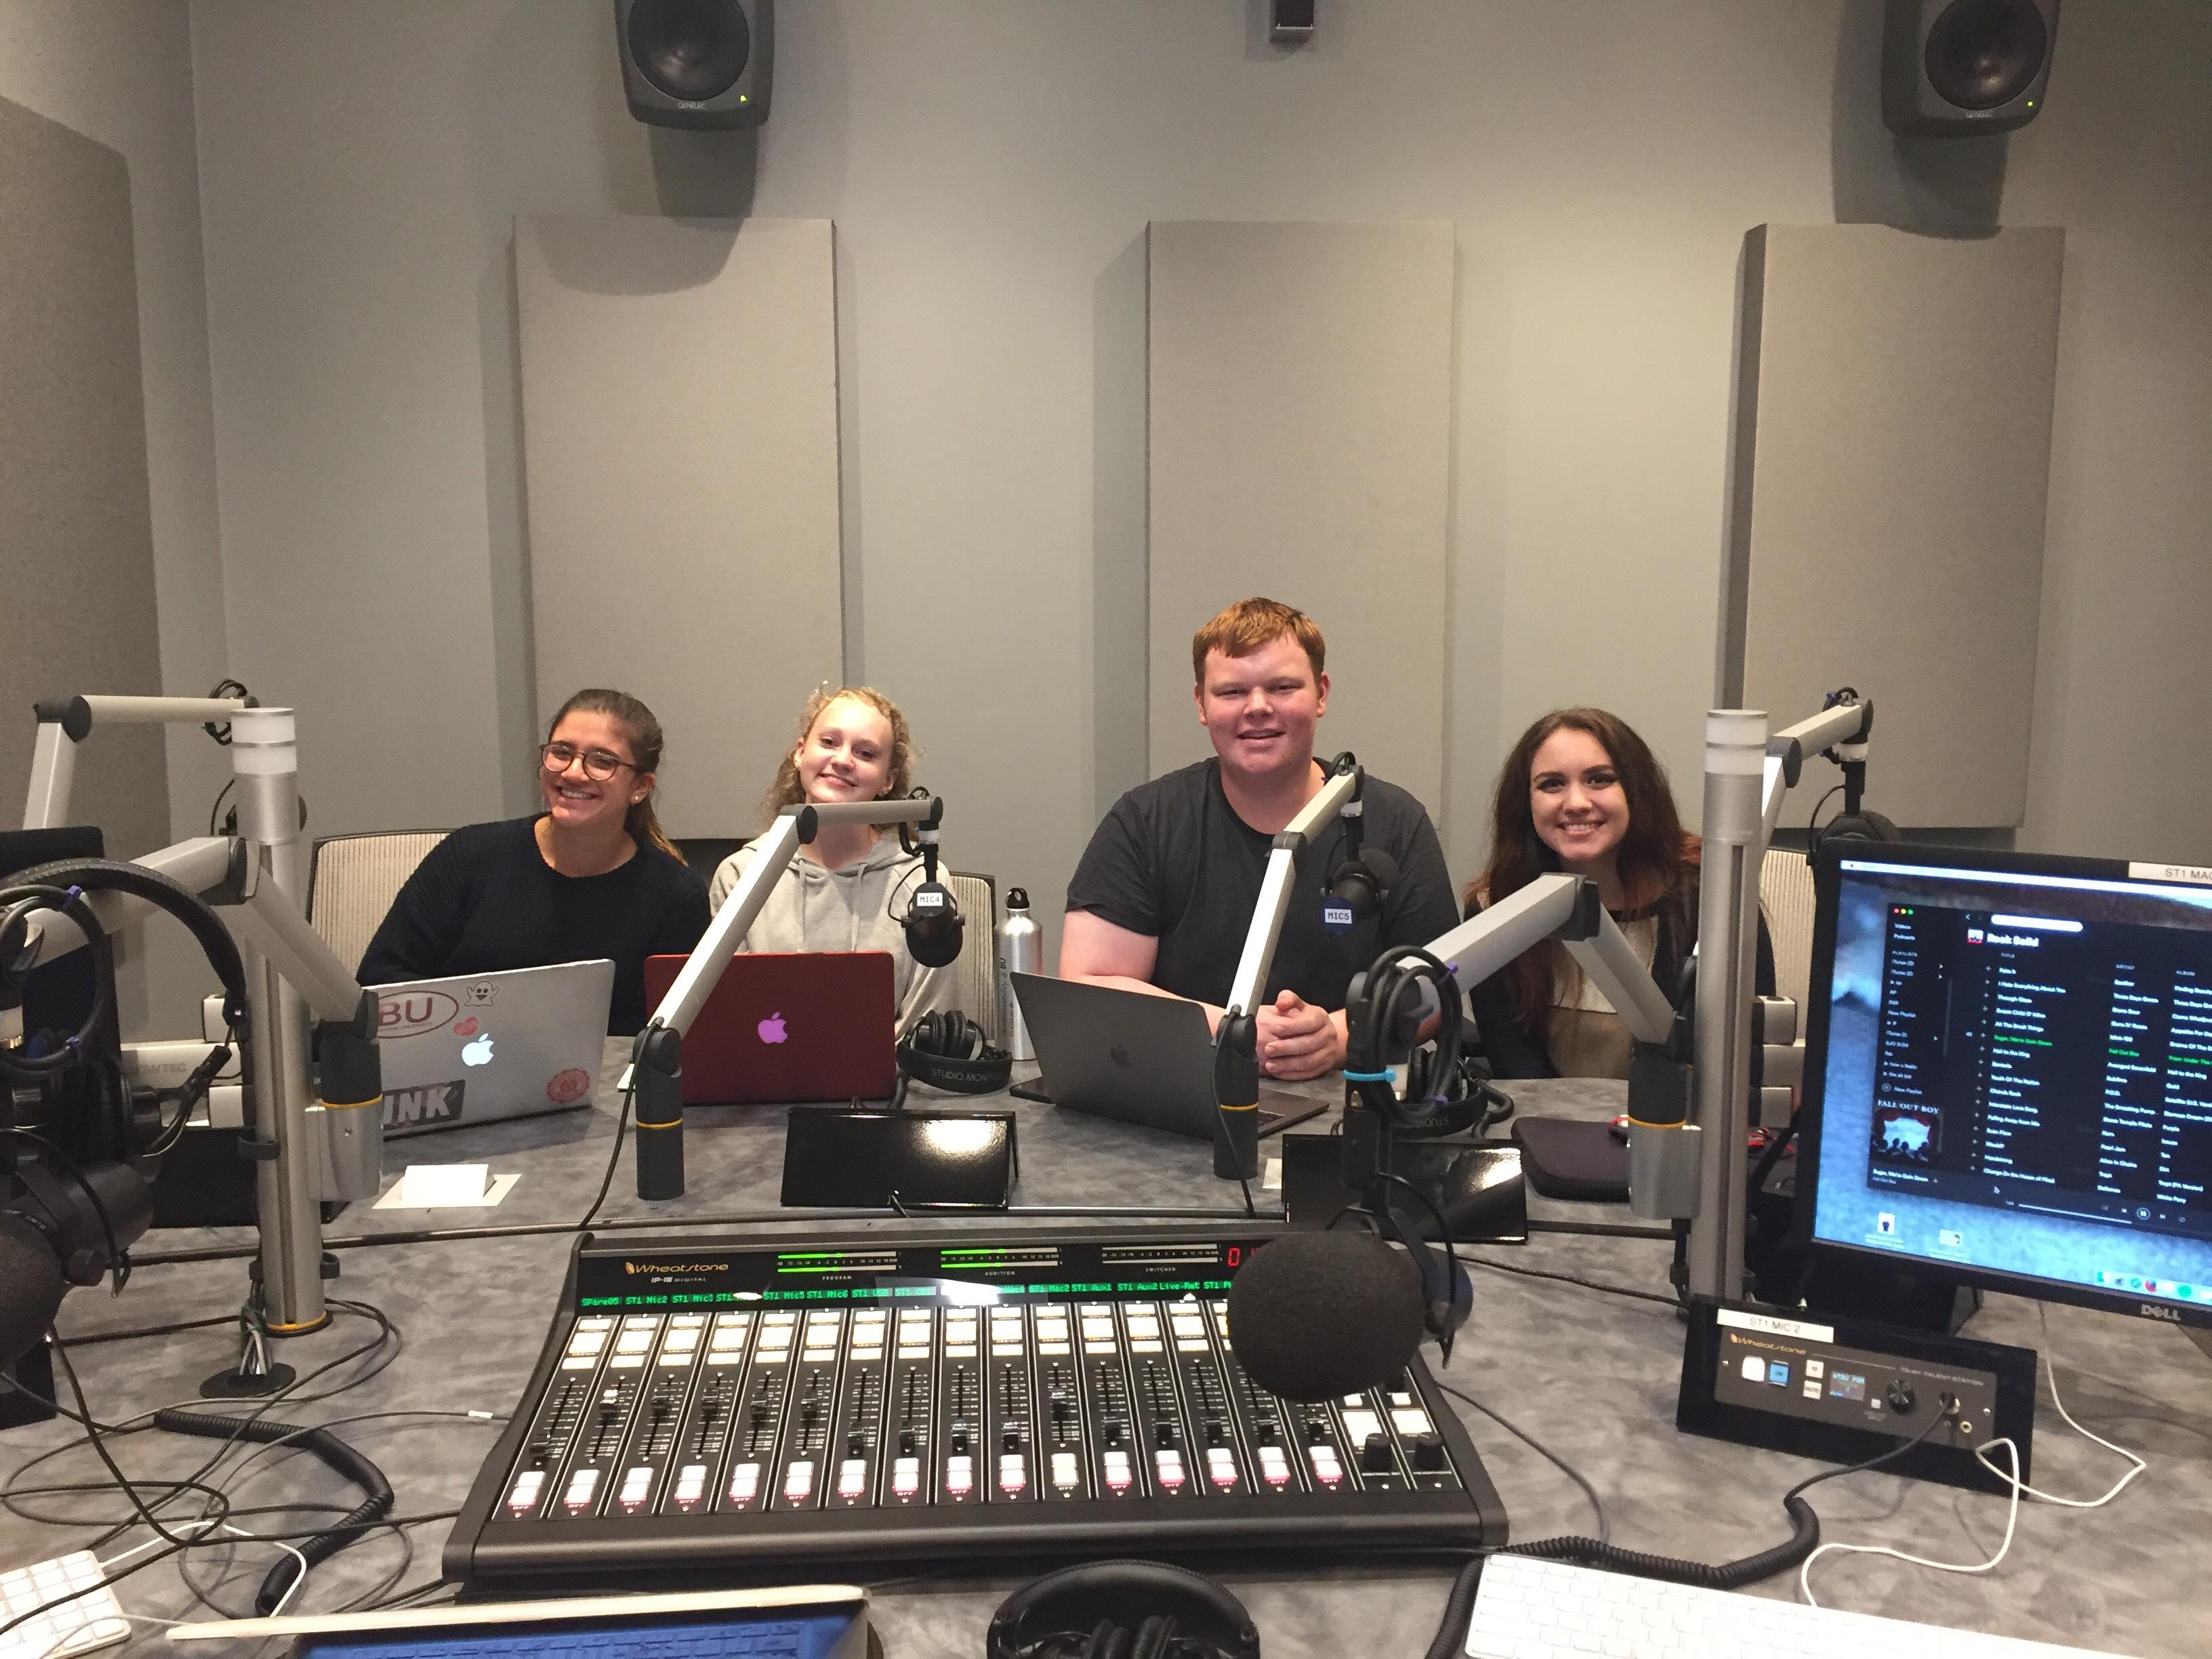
[
  {"x1": 1465, "y1": 873, "x2": 1776, "y2": 1080},
  {"x1": 357, "y1": 818, "x2": 710, "y2": 1036}
]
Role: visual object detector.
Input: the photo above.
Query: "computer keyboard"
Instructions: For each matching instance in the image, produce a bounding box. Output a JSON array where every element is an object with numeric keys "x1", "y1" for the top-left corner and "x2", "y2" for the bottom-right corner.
[
  {"x1": 0, "y1": 1550, "x2": 129, "y2": 1659},
  {"x1": 1466, "y1": 1552, "x2": 2134, "y2": 1658}
]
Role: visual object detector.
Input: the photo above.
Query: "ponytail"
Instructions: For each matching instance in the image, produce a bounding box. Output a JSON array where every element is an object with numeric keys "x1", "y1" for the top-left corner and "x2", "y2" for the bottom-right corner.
[{"x1": 547, "y1": 688, "x2": 686, "y2": 864}]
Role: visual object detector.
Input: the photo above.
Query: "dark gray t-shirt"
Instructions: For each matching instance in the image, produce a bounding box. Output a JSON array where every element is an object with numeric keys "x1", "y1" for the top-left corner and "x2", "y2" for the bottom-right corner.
[{"x1": 1065, "y1": 760, "x2": 1459, "y2": 1010}]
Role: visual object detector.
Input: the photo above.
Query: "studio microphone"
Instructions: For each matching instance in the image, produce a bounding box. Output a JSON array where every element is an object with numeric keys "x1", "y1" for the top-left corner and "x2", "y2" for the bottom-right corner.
[
  {"x1": 1327, "y1": 848, "x2": 1399, "y2": 923},
  {"x1": 902, "y1": 878, "x2": 964, "y2": 968},
  {"x1": 0, "y1": 1211, "x2": 69, "y2": 1372},
  {"x1": 896, "y1": 803, "x2": 965, "y2": 968},
  {"x1": 1226, "y1": 1231, "x2": 1428, "y2": 1401}
]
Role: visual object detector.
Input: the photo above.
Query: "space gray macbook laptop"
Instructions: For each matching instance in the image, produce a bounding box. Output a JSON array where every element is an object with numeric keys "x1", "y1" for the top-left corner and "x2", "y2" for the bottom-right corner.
[
  {"x1": 1010, "y1": 972, "x2": 1328, "y2": 1140},
  {"x1": 366, "y1": 958, "x2": 615, "y2": 1136}
]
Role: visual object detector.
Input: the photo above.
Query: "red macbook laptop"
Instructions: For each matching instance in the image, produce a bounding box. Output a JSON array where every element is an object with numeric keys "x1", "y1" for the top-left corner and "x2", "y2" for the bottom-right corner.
[{"x1": 640, "y1": 951, "x2": 899, "y2": 1105}]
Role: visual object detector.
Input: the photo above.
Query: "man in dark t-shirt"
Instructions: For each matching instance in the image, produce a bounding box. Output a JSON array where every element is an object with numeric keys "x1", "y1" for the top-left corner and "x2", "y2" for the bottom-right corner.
[{"x1": 1062, "y1": 598, "x2": 1458, "y2": 1080}]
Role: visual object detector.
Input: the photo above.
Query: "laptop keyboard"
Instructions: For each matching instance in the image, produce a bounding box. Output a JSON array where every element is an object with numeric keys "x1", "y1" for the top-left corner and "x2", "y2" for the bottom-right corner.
[{"x1": 300, "y1": 1613, "x2": 853, "y2": 1659}]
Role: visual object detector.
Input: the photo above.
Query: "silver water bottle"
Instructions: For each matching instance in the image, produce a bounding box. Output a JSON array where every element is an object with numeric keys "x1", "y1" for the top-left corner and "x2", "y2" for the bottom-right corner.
[{"x1": 996, "y1": 887, "x2": 1042, "y2": 1062}]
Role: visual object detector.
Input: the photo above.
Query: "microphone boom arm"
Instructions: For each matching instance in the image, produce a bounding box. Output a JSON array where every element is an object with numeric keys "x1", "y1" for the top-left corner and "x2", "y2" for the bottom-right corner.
[
  {"x1": 1210, "y1": 756, "x2": 1363, "y2": 1183},
  {"x1": 630, "y1": 796, "x2": 947, "y2": 1202}
]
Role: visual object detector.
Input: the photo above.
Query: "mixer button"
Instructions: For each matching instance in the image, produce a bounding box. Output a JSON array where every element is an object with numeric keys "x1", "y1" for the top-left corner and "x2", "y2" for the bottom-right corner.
[
  {"x1": 1050, "y1": 1452, "x2": 1080, "y2": 1490},
  {"x1": 1206, "y1": 1447, "x2": 1238, "y2": 1488},
  {"x1": 1102, "y1": 1450, "x2": 1134, "y2": 1492},
  {"x1": 946, "y1": 1456, "x2": 975, "y2": 1496},
  {"x1": 837, "y1": 1460, "x2": 867, "y2": 1500},
  {"x1": 1153, "y1": 1450, "x2": 1185, "y2": 1489},
  {"x1": 998, "y1": 1454, "x2": 1027, "y2": 1494},
  {"x1": 783, "y1": 1461, "x2": 814, "y2": 1500},
  {"x1": 727, "y1": 1463, "x2": 760, "y2": 1503},
  {"x1": 891, "y1": 1457, "x2": 922, "y2": 1498}
]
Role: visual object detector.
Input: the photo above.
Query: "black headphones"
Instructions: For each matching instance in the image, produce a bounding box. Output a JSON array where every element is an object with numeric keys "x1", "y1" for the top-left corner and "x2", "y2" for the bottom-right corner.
[
  {"x1": 1397, "y1": 1039, "x2": 1513, "y2": 1139},
  {"x1": 1337, "y1": 945, "x2": 1477, "y2": 1359},
  {"x1": 896, "y1": 1009, "x2": 1012, "y2": 1095},
  {"x1": 987, "y1": 1560, "x2": 1261, "y2": 1659}
]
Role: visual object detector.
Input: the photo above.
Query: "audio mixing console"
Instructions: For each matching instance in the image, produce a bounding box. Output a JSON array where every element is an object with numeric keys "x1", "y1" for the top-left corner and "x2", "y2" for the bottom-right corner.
[{"x1": 445, "y1": 1226, "x2": 1506, "y2": 1587}]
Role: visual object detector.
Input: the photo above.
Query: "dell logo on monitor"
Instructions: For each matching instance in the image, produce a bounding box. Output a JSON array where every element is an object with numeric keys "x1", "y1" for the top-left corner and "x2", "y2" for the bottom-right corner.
[{"x1": 2141, "y1": 1303, "x2": 2179, "y2": 1322}]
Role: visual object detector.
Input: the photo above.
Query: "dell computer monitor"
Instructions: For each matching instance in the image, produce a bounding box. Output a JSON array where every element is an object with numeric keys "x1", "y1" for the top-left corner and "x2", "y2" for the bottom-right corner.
[{"x1": 1797, "y1": 841, "x2": 2212, "y2": 1330}]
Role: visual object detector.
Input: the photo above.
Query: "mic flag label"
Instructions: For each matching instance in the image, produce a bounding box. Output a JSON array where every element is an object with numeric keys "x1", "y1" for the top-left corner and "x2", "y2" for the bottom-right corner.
[{"x1": 1321, "y1": 899, "x2": 1355, "y2": 933}]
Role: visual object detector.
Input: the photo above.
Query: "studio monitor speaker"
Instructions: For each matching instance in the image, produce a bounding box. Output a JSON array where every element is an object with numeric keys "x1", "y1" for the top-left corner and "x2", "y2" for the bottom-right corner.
[
  {"x1": 1883, "y1": 0, "x2": 2058, "y2": 136},
  {"x1": 615, "y1": 0, "x2": 771, "y2": 129}
]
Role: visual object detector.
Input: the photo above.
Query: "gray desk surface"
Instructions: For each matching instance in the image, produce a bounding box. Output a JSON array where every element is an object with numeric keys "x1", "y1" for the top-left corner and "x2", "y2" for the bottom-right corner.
[{"x1": 7, "y1": 1045, "x2": 2208, "y2": 1656}]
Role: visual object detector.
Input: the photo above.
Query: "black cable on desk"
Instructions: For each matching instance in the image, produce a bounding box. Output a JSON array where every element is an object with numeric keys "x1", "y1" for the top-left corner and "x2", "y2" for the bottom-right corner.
[
  {"x1": 155, "y1": 1408, "x2": 394, "y2": 1614},
  {"x1": 1460, "y1": 1252, "x2": 1679, "y2": 1309},
  {"x1": 0, "y1": 1509, "x2": 464, "y2": 1646},
  {"x1": 56, "y1": 1312, "x2": 243, "y2": 1348},
  {"x1": 1435, "y1": 1381, "x2": 1607, "y2": 1546}
]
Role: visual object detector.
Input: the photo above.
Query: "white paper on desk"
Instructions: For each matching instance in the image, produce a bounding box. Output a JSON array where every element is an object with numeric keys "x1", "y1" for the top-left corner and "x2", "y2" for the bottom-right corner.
[
  {"x1": 374, "y1": 1165, "x2": 520, "y2": 1210},
  {"x1": 1263, "y1": 1157, "x2": 1282, "y2": 1191}
]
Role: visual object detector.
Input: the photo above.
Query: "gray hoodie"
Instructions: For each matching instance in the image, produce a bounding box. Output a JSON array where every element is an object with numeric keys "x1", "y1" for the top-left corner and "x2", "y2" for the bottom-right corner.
[{"x1": 707, "y1": 838, "x2": 955, "y2": 1033}]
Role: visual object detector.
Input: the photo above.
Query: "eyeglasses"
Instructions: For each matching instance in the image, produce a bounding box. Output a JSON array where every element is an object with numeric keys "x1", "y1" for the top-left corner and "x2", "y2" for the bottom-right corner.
[{"x1": 539, "y1": 741, "x2": 636, "y2": 783}]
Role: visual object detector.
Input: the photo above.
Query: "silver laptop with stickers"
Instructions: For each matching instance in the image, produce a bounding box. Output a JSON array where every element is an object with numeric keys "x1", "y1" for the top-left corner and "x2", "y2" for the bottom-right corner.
[{"x1": 367, "y1": 959, "x2": 614, "y2": 1136}]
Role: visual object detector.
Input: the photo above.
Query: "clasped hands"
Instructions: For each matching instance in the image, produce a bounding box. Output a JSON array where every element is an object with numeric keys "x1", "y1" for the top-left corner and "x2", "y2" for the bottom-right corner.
[{"x1": 1253, "y1": 989, "x2": 1347, "y2": 1082}]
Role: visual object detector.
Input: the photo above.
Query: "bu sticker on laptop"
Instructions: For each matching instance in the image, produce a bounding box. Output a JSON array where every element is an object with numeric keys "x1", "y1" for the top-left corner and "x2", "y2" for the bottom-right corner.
[{"x1": 1321, "y1": 898, "x2": 1355, "y2": 933}]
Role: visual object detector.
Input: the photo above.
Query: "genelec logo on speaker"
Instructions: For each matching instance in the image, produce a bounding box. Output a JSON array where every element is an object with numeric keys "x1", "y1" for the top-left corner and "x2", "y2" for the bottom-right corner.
[{"x1": 623, "y1": 1261, "x2": 730, "y2": 1276}]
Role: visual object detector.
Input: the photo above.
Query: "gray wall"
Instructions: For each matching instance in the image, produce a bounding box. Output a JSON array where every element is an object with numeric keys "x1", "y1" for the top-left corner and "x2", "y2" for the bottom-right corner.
[
  {"x1": 180, "y1": 0, "x2": 2212, "y2": 964},
  {"x1": 0, "y1": 2, "x2": 228, "y2": 1037}
]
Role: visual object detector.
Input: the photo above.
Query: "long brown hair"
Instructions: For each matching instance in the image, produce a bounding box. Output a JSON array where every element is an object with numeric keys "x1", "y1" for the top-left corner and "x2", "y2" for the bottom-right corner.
[
  {"x1": 1469, "y1": 708, "x2": 1698, "y2": 1029},
  {"x1": 760, "y1": 686, "x2": 918, "y2": 829},
  {"x1": 547, "y1": 688, "x2": 682, "y2": 863}
]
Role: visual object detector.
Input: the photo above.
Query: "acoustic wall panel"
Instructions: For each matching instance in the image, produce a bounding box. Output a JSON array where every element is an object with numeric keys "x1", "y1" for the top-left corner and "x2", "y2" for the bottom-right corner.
[
  {"x1": 1719, "y1": 224, "x2": 2064, "y2": 827},
  {"x1": 515, "y1": 216, "x2": 841, "y2": 838},
  {"x1": 1147, "y1": 221, "x2": 1454, "y2": 815},
  {"x1": 0, "y1": 97, "x2": 169, "y2": 855}
]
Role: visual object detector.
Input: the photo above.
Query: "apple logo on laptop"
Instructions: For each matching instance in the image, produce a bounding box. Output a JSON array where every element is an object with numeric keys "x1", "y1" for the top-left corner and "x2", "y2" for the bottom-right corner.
[
  {"x1": 758, "y1": 1012, "x2": 788, "y2": 1046},
  {"x1": 1109, "y1": 1042, "x2": 1134, "y2": 1070},
  {"x1": 461, "y1": 1032, "x2": 495, "y2": 1067}
]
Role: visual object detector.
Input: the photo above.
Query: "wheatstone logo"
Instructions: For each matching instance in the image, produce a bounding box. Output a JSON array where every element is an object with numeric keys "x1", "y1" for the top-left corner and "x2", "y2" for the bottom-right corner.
[{"x1": 623, "y1": 1261, "x2": 730, "y2": 1275}]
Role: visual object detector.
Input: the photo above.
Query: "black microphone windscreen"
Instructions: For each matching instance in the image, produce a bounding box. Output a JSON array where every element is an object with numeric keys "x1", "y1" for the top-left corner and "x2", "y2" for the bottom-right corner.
[
  {"x1": 1226, "y1": 1231, "x2": 1425, "y2": 1401},
  {"x1": 904, "y1": 882, "x2": 964, "y2": 969},
  {"x1": 0, "y1": 1212, "x2": 67, "y2": 1372},
  {"x1": 1329, "y1": 849, "x2": 1401, "y2": 922}
]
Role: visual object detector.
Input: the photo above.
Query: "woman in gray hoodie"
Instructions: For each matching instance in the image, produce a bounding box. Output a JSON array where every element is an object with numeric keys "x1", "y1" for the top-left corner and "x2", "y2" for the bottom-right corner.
[{"x1": 707, "y1": 686, "x2": 956, "y2": 1033}]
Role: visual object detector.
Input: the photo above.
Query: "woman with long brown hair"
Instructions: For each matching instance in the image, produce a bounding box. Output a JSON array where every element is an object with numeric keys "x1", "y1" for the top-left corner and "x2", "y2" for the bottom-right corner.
[
  {"x1": 706, "y1": 685, "x2": 954, "y2": 1032},
  {"x1": 359, "y1": 688, "x2": 710, "y2": 1035},
  {"x1": 1465, "y1": 708, "x2": 1771, "y2": 1078}
]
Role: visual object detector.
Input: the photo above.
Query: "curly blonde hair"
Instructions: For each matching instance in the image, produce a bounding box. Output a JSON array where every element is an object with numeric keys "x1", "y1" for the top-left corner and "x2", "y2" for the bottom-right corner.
[{"x1": 761, "y1": 685, "x2": 918, "y2": 828}]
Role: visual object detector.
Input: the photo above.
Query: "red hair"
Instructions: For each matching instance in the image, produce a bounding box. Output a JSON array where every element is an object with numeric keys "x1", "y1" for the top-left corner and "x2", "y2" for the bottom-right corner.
[{"x1": 1190, "y1": 596, "x2": 1326, "y2": 683}]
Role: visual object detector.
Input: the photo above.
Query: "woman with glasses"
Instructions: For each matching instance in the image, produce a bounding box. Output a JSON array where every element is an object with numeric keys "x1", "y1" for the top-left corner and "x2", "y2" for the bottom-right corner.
[
  {"x1": 706, "y1": 685, "x2": 954, "y2": 1033},
  {"x1": 358, "y1": 688, "x2": 710, "y2": 1035}
]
